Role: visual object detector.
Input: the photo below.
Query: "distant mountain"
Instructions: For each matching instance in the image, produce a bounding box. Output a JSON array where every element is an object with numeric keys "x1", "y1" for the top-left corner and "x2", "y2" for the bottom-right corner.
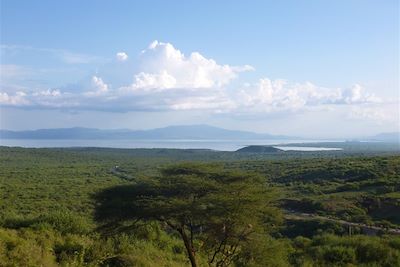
[
  {"x1": 367, "y1": 132, "x2": 400, "y2": 142},
  {"x1": 0, "y1": 125, "x2": 296, "y2": 140}
]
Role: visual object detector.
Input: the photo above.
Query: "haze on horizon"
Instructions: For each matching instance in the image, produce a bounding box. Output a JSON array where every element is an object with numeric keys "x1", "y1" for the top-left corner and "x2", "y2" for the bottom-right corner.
[{"x1": 0, "y1": 0, "x2": 399, "y2": 139}]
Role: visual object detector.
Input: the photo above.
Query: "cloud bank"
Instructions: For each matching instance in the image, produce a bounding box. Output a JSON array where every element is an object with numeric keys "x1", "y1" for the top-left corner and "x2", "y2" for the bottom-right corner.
[{"x1": 0, "y1": 40, "x2": 395, "y2": 123}]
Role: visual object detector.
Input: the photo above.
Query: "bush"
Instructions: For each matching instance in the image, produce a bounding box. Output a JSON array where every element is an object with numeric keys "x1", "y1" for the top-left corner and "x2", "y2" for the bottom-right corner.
[
  {"x1": 0, "y1": 211, "x2": 93, "y2": 235},
  {"x1": 293, "y1": 234, "x2": 400, "y2": 267},
  {"x1": 34, "y1": 211, "x2": 93, "y2": 234},
  {"x1": 235, "y1": 236, "x2": 291, "y2": 267},
  {"x1": 321, "y1": 245, "x2": 356, "y2": 265}
]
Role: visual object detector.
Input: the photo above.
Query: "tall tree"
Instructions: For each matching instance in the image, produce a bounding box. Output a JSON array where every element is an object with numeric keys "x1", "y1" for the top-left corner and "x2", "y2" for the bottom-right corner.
[{"x1": 94, "y1": 163, "x2": 279, "y2": 267}]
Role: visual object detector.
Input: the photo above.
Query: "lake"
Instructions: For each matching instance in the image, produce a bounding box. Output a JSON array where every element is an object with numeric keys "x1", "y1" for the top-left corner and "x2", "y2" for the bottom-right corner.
[{"x1": 0, "y1": 139, "x2": 343, "y2": 151}]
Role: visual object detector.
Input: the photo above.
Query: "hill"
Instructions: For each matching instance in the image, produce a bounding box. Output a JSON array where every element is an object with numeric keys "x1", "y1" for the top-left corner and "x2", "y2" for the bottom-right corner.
[{"x1": 236, "y1": 145, "x2": 283, "y2": 153}]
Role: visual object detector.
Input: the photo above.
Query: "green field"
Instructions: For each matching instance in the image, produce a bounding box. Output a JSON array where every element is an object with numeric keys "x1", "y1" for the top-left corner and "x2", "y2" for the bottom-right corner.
[{"x1": 0, "y1": 146, "x2": 399, "y2": 266}]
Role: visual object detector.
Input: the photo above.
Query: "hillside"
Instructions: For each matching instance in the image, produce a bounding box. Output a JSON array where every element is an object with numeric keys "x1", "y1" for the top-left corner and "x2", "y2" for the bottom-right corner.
[{"x1": 236, "y1": 145, "x2": 283, "y2": 153}]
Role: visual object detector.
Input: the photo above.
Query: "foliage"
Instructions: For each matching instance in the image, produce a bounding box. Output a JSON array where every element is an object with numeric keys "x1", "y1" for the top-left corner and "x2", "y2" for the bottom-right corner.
[
  {"x1": 0, "y1": 146, "x2": 399, "y2": 266},
  {"x1": 291, "y1": 234, "x2": 400, "y2": 267},
  {"x1": 94, "y1": 163, "x2": 280, "y2": 266},
  {"x1": 0, "y1": 224, "x2": 189, "y2": 266}
]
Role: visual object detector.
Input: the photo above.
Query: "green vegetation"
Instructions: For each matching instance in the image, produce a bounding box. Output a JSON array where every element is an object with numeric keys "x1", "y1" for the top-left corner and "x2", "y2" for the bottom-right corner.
[
  {"x1": 95, "y1": 164, "x2": 280, "y2": 267},
  {"x1": 0, "y1": 146, "x2": 399, "y2": 266}
]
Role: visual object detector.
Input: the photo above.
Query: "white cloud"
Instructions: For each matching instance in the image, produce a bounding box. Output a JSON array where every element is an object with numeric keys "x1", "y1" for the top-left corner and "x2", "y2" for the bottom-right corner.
[
  {"x1": 0, "y1": 41, "x2": 391, "y2": 121},
  {"x1": 127, "y1": 40, "x2": 253, "y2": 91},
  {"x1": 116, "y1": 52, "x2": 128, "y2": 61},
  {"x1": 32, "y1": 89, "x2": 61, "y2": 97},
  {"x1": 92, "y1": 76, "x2": 108, "y2": 93},
  {"x1": 0, "y1": 91, "x2": 29, "y2": 105},
  {"x1": 84, "y1": 76, "x2": 109, "y2": 96},
  {"x1": 340, "y1": 84, "x2": 380, "y2": 104},
  {"x1": 130, "y1": 71, "x2": 177, "y2": 91},
  {"x1": 2, "y1": 78, "x2": 384, "y2": 117},
  {"x1": 235, "y1": 79, "x2": 381, "y2": 114}
]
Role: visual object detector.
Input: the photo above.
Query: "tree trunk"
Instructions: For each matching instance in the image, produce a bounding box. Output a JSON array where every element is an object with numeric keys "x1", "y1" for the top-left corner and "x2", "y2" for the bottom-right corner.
[{"x1": 178, "y1": 227, "x2": 197, "y2": 267}]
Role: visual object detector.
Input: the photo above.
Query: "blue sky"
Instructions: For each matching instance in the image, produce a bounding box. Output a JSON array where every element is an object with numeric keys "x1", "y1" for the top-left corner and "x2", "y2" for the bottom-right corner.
[{"x1": 0, "y1": 0, "x2": 398, "y2": 137}]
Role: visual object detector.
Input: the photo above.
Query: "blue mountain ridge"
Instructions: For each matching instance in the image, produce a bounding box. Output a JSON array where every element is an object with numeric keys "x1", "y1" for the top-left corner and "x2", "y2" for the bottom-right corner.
[{"x1": 0, "y1": 125, "x2": 295, "y2": 140}]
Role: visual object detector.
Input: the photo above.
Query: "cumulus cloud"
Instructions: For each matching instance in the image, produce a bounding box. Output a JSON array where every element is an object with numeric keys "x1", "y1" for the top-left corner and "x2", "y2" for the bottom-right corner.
[
  {"x1": 126, "y1": 40, "x2": 253, "y2": 91},
  {"x1": 340, "y1": 84, "x2": 380, "y2": 104},
  {"x1": 116, "y1": 52, "x2": 128, "y2": 61},
  {"x1": 130, "y1": 71, "x2": 177, "y2": 91},
  {"x1": 0, "y1": 91, "x2": 29, "y2": 105},
  {"x1": 1, "y1": 76, "x2": 385, "y2": 118},
  {"x1": 235, "y1": 79, "x2": 380, "y2": 114},
  {"x1": 0, "y1": 40, "x2": 391, "y2": 122},
  {"x1": 86, "y1": 76, "x2": 109, "y2": 95},
  {"x1": 32, "y1": 89, "x2": 61, "y2": 97}
]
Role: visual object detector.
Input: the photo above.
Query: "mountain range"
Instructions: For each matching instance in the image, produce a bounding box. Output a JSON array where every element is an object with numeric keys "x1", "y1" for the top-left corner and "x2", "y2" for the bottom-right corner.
[
  {"x1": 367, "y1": 132, "x2": 400, "y2": 142},
  {"x1": 0, "y1": 125, "x2": 295, "y2": 140},
  {"x1": 0, "y1": 125, "x2": 398, "y2": 142}
]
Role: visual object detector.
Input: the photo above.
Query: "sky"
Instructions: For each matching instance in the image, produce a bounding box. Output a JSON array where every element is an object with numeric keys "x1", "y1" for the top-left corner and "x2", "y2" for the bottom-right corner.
[{"x1": 0, "y1": 0, "x2": 399, "y2": 138}]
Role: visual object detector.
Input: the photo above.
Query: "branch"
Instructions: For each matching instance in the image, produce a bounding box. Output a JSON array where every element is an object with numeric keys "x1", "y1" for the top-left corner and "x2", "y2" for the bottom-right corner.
[{"x1": 210, "y1": 230, "x2": 228, "y2": 264}]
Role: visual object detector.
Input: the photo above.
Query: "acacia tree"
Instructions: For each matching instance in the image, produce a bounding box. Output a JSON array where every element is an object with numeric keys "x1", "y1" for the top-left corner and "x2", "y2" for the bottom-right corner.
[{"x1": 94, "y1": 164, "x2": 279, "y2": 267}]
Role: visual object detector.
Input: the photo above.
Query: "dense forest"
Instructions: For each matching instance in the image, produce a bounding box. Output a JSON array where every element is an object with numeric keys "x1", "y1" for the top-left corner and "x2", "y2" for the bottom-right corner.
[{"x1": 0, "y1": 146, "x2": 399, "y2": 266}]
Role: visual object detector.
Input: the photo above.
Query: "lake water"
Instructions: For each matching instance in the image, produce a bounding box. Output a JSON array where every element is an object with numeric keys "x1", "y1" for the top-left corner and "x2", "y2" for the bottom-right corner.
[
  {"x1": 0, "y1": 139, "x2": 343, "y2": 152},
  {"x1": 274, "y1": 146, "x2": 342, "y2": 151}
]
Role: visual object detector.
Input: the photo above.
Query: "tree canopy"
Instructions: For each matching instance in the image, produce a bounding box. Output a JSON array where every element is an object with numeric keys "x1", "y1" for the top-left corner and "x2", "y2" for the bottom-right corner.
[{"x1": 94, "y1": 163, "x2": 280, "y2": 267}]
